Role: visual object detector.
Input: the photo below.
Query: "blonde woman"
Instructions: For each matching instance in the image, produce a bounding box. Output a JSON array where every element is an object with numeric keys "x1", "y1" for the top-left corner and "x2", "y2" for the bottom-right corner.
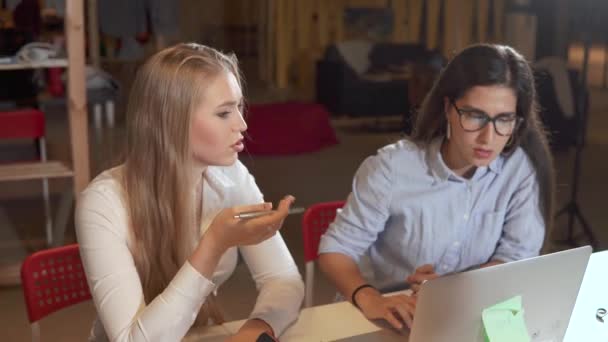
[{"x1": 76, "y1": 43, "x2": 304, "y2": 342}]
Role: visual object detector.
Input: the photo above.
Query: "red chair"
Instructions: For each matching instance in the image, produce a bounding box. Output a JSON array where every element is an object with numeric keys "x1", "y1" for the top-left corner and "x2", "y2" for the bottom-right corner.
[
  {"x1": 301, "y1": 201, "x2": 345, "y2": 307},
  {"x1": 20, "y1": 244, "x2": 91, "y2": 342}
]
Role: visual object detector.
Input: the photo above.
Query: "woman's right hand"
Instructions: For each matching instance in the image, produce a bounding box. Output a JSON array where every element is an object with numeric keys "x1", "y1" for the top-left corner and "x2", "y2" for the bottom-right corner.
[
  {"x1": 205, "y1": 195, "x2": 295, "y2": 251},
  {"x1": 354, "y1": 286, "x2": 416, "y2": 330}
]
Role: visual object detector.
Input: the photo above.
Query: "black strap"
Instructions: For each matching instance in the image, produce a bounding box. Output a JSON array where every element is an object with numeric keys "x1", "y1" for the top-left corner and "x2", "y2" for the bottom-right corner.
[{"x1": 351, "y1": 284, "x2": 376, "y2": 309}]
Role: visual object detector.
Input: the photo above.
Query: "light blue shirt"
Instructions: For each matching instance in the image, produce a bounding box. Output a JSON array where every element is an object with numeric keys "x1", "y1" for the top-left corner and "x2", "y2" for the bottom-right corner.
[{"x1": 318, "y1": 138, "x2": 544, "y2": 289}]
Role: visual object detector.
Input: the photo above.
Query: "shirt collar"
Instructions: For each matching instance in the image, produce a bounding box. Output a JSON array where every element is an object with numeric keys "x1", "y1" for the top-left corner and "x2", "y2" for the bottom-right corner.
[{"x1": 203, "y1": 166, "x2": 236, "y2": 190}]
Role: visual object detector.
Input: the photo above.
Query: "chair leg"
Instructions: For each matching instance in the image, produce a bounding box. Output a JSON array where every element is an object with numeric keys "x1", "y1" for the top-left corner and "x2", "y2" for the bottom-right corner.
[
  {"x1": 39, "y1": 138, "x2": 53, "y2": 246},
  {"x1": 31, "y1": 321, "x2": 41, "y2": 342},
  {"x1": 93, "y1": 103, "x2": 103, "y2": 131},
  {"x1": 52, "y1": 185, "x2": 74, "y2": 247},
  {"x1": 305, "y1": 262, "x2": 315, "y2": 308},
  {"x1": 105, "y1": 100, "x2": 115, "y2": 127}
]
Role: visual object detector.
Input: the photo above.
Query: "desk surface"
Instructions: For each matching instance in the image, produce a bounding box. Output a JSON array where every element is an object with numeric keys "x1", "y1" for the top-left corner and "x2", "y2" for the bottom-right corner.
[
  {"x1": 186, "y1": 252, "x2": 608, "y2": 342},
  {"x1": 0, "y1": 59, "x2": 68, "y2": 70},
  {"x1": 185, "y1": 291, "x2": 409, "y2": 342},
  {"x1": 564, "y1": 250, "x2": 608, "y2": 342}
]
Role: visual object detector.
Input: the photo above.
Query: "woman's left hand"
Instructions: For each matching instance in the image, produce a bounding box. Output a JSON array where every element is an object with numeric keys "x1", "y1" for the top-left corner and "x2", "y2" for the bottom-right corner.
[
  {"x1": 225, "y1": 319, "x2": 276, "y2": 342},
  {"x1": 406, "y1": 264, "x2": 439, "y2": 295}
]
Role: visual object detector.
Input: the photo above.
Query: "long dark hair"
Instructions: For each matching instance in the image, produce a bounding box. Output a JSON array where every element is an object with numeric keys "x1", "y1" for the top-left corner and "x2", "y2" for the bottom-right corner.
[{"x1": 411, "y1": 43, "x2": 555, "y2": 235}]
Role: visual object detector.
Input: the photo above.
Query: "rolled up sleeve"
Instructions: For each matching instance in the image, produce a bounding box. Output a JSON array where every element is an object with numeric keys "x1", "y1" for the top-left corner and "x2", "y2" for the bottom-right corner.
[{"x1": 319, "y1": 151, "x2": 393, "y2": 262}]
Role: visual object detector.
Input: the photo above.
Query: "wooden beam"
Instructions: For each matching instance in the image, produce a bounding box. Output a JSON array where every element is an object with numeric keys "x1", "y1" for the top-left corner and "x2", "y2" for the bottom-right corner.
[
  {"x1": 317, "y1": 0, "x2": 329, "y2": 49},
  {"x1": 87, "y1": 0, "x2": 100, "y2": 67},
  {"x1": 477, "y1": 0, "x2": 489, "y2": 43},
  {"x1": 392, "y1": 0, "x2": 407, "y2": 43},
  {"x1": 332, "y1": 0, "x2": 345, "y2": 43},
  {"x1": 65, "y1": 0, "x2": 90, "y2": 194},
  {"x1": 459, "y1": 0, "x2": 475, "y2": 48},
  {"x1": 493, "y1": 0, "x2": 505, "y2": 42},
  {"x1": 406, "y1": 0, "x2": 424, "y2": 43},
  {"x1": 443, "y1": 0, "x2": 458, "y2": 58},
  {"x1": 426, "y1": 0, "x2": 441, "y2": 50}
]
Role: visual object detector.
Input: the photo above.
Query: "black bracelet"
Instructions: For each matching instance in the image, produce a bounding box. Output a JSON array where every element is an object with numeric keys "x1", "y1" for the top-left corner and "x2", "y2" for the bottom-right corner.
[{"x1": 351, "y1": 284, "x2": 376, "y2": 309}]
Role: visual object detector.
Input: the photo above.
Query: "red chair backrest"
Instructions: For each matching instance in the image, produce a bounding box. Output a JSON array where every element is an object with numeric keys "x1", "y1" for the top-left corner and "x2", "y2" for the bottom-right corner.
[
  {"x1": 20, "y1": 244, "x2": 91, "y2": 323},
  {"x1": 302, "y1": 201, "x2": 345, "y2": 263}
]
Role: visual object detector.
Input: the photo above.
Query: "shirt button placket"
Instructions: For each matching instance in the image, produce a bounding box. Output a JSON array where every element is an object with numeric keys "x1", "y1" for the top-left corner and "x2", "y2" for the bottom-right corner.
[{"x1": 463, "y1": 183, "x2": 471, "y2": 221}]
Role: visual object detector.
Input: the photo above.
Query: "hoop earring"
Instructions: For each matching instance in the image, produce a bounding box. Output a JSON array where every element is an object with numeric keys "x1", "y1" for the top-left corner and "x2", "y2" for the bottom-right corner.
[{"x1": 446, "y1": 121, "x2": 451, "y2": 140}]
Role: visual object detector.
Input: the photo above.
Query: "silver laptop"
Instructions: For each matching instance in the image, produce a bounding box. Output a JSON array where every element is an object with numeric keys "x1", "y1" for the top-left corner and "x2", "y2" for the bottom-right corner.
[
  {"x1": 336, "y1": 246, "x2": 592, "y2": 342},
  {"x1": 563, "y1": 250, "x2": 608, "y2": 341}
]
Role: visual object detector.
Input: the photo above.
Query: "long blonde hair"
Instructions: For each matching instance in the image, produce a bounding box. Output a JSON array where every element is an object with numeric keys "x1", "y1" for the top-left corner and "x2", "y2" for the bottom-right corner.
[{"x1": 122, "y1": 43, "x2": 241, "y2": 323}]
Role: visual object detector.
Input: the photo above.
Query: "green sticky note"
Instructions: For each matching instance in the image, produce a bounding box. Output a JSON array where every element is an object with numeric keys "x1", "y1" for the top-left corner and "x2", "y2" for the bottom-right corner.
[{"x1": 482, "y1": 295, "x2": 530, "y2": 342}]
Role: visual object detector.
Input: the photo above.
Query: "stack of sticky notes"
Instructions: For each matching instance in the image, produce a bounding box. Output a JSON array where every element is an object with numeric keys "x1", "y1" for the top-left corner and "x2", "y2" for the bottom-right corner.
[{"x1": 482, "y1": 295, "x2": 530, "y2": 342}]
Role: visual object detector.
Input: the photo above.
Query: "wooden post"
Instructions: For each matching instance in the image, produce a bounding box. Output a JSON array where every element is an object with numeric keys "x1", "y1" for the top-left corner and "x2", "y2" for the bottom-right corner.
[
  {"x1": 392, "y1": 0, "x2": 407, "y2": 43},
  {"x1": 406, "y1": 0, "x2": 423, "y2": 43},
  {"x1": 426, "y1": 0, "x2": 441, "y2": 50},
  {"x1": 443, "y1": 0, "x2": 458, "y2": 58},
  {"x1": 86, "y1": 0, "x2": 100, "y2": 68},
  {"x1": 493, "y1": 0, "x2": 505, "y2": 42},
  {"x1": 332, "y1": 0, "x2": 345, "y2": 43},
  {"x1": 317, "y1": 0, "x2": 329, "y2": 49},
  {"x1": 459, "y1": 0, "x2": 475, "y2": 48},
  {"x1": 257, "y1": 0, "x2": 268, "y2": 82},
  {"x1": 296, "y1": 1, "x2": 312, "y2": 51},
  {"x1": 275, "y1": 0, "x2": 292, "y2": 88},
  {"x1": 65, "y1": 0, "x2": 90, "y2": 194},
  {"x1": 477, "y1": 0, "x2": 489, "y2": 42}
]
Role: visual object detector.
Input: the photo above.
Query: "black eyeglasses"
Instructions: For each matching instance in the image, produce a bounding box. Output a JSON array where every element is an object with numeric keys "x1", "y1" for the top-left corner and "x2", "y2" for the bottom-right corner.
[{"x1": 451, "y1": 101, "x2": 523, "y2": 136}]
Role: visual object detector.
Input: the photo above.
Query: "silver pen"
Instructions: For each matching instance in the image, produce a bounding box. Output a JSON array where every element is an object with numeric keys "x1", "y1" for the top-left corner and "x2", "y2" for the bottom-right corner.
[{"x1": 234, "y1": 207, "x2": 305, "y2": 219}]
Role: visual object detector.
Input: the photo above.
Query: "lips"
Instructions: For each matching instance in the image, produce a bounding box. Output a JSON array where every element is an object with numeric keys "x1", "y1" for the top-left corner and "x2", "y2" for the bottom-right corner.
[
  {"x1": 473, "y1": 148, "x2": 492, "y2": 159},
  {"x1": 231, "y1": 139, "x2": 244, "y2": 152}
]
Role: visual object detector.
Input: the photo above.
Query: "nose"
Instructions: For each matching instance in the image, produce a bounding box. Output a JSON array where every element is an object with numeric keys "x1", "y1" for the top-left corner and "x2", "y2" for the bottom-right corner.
[
  {"x1": 477, "y1": 122, "x2": 495, "y2": 144},
  {"x1": 234, "y1": 111, "x2": 247, "y2": 132}
]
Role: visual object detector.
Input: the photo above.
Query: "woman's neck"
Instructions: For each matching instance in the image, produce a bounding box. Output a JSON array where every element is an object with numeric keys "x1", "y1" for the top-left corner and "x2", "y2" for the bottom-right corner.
[
  {"x1": 191, "y1": 162, "x2": 208, "y2": 186},
  {"x1": 440, "y1": 139, "x2": 476, "y2": 179}
]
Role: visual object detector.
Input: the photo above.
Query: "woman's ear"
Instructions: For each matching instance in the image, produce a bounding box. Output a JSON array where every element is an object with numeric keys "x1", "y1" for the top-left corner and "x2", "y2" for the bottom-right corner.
[{"x1": 443, "y1": 97, "x2": 451, "y2": 118}]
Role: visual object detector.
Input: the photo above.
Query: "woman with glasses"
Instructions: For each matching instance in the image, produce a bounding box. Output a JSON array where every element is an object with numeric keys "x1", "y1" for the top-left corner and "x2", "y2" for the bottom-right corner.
[{"x1": 317, "y1": 44, "x2": 555, "y2": 330}]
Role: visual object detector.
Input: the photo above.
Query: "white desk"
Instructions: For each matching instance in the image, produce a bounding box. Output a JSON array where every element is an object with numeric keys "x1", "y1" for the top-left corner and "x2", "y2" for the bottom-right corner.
[
  {"x1": 184, "y1": 292, "x2": 409, "y2": 342},
  {"x1": 564, "y1": 250, "x2": 608, "y2": 341},
  {"x1": 187, "y1": 252, "x2": 608, "y2": 342}
]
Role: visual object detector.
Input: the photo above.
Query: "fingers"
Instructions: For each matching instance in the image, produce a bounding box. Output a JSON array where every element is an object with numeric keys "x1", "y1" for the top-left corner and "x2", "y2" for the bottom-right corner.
[
  {"x1": 245, "y1": 195, "x2": 295, "y2": 227},
  {"x1": 383, "y1": 310, "x2": 405, "y2": 330},
  {"x1": 232, "y1": 202, "x2": 273, "y2": 215},
  {"x1": 410, "y1": 272, "x2": 438, "y2": 284},
  {"x1": 390, "y1": 295, "x2": 416, "y2": 328},
  {"x1": 406, "y1": 265, "x2": 439, "y2": 285},
  {"x1": 383, "y1": 302, "x2": 414, "y2": 329},
  {"x1": 371, "y1": 296, "x2": 415, "y2": 330},
  {"x1": 227, "y1": 196, "x2": 296, "y2": 246},
  {"x1": 276, "y1": 195, "x2": 295, "y2": 213},
  {"x1": 416, "y1": 264, "x2": 435, "y2": 274},
  {"x1": 392, "y1": 305, "x2": 414, "y2": 329}
]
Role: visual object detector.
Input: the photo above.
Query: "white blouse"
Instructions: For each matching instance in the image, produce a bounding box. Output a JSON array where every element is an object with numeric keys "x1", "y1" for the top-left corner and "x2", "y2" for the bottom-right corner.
[{"x1": 75, "y1": 161, "x2": 304, "y2": 341}]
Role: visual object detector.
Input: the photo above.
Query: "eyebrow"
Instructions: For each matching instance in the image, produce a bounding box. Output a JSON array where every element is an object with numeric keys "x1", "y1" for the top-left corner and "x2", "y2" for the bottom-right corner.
[
  {"x1": 216, "y1": 99, "x2": 243, "y2": 108},
  {"x1": 458, "y1": 104, "x2": 516, "y2": 117}
]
